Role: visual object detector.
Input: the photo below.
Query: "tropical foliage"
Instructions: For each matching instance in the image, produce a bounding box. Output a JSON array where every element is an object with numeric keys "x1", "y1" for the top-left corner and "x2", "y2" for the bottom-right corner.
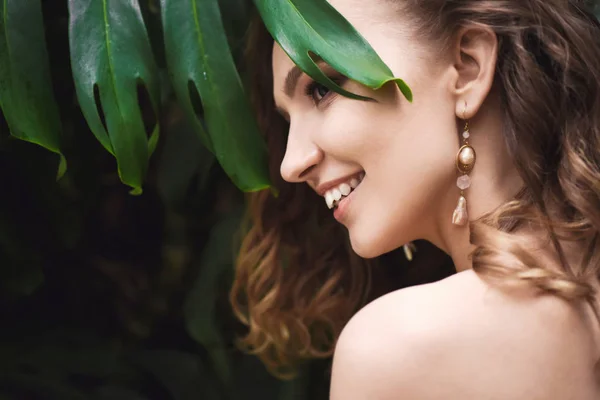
[
  {"x1": 0, "y1": 0, "x2": 334, "y2": 398},
  {"x1": 0, "y1": 0, "x2": 405, "y2": 396},
  {"x1": 0, "y1": 0, "x2": 598, "y2": 399}
]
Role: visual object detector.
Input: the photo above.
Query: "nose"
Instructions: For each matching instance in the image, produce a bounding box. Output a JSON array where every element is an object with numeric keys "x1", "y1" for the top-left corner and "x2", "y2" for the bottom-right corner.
[{"x1": 280, "y1": 126, "x2": 324, "y2": 183}]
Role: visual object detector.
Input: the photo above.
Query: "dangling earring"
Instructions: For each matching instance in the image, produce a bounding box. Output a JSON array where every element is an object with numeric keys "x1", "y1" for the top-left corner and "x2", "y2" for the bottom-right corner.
[
  {"x1": 452, "y1": 102, "x2": 476, "y2": 226},
  {"x1": 403, "y1": 242, "x2": 417, "y2": 262}
]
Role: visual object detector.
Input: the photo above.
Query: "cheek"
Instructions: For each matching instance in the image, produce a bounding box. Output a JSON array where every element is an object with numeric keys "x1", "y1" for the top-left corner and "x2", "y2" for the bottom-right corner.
[
  {"x1": 367, "y1": 76, "x2": 458, "y2": 174},
  {"x1": 372, "y1": 102, "x2": 458, "y2": 213},
  {"x1": 322, "y1": 100, "x2": 456, "y2": 167},
  {"x1": 345, "y1": 95, "x2": 459, "y2": 256},
  {"x1": 316, "y1": 102, "x2": 376, "y2": 159},
  {"x1": 316, "y1": 86, "x2": 404, "y2": 158},
  {"x1": 382, "y1": 110, "x2": 457, "y2": 168}
]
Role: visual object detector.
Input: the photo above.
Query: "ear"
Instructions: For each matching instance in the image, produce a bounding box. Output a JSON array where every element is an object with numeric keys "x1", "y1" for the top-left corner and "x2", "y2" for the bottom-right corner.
[{"x1": 448, "y1": 26, "x2": 498, "y2": 119}]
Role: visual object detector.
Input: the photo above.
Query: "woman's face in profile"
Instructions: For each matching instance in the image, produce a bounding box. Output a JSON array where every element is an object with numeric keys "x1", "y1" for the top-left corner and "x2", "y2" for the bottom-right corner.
[{"x1": 271, "y1": 0, "x2": 462, "y2": 258}]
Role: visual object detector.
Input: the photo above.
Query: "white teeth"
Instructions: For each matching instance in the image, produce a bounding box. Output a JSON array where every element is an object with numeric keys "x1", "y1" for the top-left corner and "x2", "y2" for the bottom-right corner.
[
  {"x1": 322, "y1": 173, "x2": 365, "y2": 210},
  {"x1": 340, "y1": 183, "x2": 351, "y2": 196},
  {"x1": 332, "y1": 188, "x2": 342, "y2": 201},
  {"x1": 325, "y1": 192, "x2": 335, "y2": 209}
]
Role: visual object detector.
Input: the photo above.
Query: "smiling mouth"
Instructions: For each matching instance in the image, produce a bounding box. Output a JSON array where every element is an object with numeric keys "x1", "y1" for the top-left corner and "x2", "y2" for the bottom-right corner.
[{"x1": 324, "y1": 172, "x2": 365, "y2": 209}]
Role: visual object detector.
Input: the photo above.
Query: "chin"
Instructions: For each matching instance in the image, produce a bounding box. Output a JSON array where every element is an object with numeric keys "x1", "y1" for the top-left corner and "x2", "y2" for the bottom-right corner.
[{"x1": 348, "y1": 229, "x2": 390, "y2": 259}]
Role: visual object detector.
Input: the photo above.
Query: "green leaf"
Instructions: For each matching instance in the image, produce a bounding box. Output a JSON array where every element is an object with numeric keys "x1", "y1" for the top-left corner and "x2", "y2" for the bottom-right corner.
[
  {"x1": 161, "y1": 0, "x2": 271, "y2": 192},
  {"x1": 68, "y1": 0, "x2": 161, "y2": 194},
  {"x1": 255, "y1": 0, "x2": 413, "y2": 102},
  {"x1": 184, "y1": 208, "x2": 244, "y2": 390},
  {"x1": 156, "y1": 116, "x2": 215, "y2": 210},
  {"x1": 0, "y1": 0, "x2": 67, "y2": 178},
  {"x1": 219, "y1": 0, "x2": 253, "y2": 58}
]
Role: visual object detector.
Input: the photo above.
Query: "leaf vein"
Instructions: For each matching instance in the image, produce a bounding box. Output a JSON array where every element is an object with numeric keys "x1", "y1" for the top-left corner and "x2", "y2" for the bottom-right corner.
[{"x1": 102, "y1": 0, "x2": 123, "y2": 137}]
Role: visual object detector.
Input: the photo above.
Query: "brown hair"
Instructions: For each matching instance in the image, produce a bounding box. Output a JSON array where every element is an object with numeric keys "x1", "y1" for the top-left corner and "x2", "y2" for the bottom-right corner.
[
  {"x1": 229, "y1": 19, "x2": 373, "y2": 378},
  {"x1": 392, "y1": 0, "x2": 600, "y2": 304},
  {"x1": 230, "y1": 0, "x2": 600, "y2": 377}
]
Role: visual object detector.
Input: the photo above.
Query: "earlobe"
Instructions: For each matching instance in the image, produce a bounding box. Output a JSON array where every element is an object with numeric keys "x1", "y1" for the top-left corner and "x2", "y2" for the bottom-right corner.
[{"x1": 450, "y1": 26, "x2": 498, "y2": 119}]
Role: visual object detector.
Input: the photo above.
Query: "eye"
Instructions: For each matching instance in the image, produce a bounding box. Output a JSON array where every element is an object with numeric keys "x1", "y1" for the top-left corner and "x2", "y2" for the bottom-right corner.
[
  {"x1": 305, "y1": 81, "x2": 331, "y2": 103},
  {"x1": 313, "y1": 83, "x2": 330, "y2": 101},
  {"x1": 302, "y1": 75, "x2": 348, "y2": 106}
]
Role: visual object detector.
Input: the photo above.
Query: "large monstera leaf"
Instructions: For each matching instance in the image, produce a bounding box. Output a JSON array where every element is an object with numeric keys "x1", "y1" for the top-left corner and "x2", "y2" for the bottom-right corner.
[
  {"x1": 68, "y1": 0, "x2": 160, "y2": 195},
  {"x1": 161, "y1": 0, "x2": 271, "y2": 193},
  {"x1": 0, "y1": 0, "x2": 66, "y2": 177},
  {"x1": 255, "y1": 0, "x2": 413, "y2": 102}
]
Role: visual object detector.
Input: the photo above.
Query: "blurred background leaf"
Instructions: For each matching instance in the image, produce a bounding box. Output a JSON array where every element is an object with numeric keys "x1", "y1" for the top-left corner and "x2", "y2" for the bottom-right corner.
[
  {"x1": 0, "y1": 0, "x2": 66, "y2": 176},
  {"x1": 161, "y1": 0, "x2": 271, "y2": 192}
]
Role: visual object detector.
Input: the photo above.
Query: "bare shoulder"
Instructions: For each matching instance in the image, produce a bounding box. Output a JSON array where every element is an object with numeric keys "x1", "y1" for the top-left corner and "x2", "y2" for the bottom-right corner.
[{"x1": 330, "y1": 270, "x2": 599, "y2": 400}]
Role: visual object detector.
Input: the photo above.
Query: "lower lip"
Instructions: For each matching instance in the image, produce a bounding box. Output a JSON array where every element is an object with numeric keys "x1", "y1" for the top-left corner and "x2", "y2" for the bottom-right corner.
[{"x1": 333, "y1": 186, "x2": 358, "y2": 222}]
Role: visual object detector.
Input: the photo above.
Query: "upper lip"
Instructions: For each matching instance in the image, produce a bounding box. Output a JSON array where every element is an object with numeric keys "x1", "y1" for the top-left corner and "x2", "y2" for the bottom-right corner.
[{"x1": 315, "y1": 172, "x2": 363, "y2": 196}]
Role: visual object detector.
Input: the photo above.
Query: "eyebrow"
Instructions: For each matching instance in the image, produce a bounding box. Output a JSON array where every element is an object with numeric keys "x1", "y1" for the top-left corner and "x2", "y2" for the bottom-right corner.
[
  {"x1": 284, "y1": 65, "x2": 303, "y2": 98},
  {"x1": 283, "y1": 56, "x2": 326, "y2": 98}
]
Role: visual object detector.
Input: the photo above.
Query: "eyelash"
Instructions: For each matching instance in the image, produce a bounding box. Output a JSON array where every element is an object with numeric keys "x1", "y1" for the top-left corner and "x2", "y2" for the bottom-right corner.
[{"x1": 303, "y1": 77, "x2": 345, "y2": 105}]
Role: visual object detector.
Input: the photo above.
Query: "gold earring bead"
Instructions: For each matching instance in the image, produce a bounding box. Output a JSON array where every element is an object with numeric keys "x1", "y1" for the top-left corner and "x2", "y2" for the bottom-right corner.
[
  {"x1": 456, "y1": 145, "x2": 476, "y2": 174},
  {"x1": 452, "y1": 101, "x2": 475, "y2": 227}
]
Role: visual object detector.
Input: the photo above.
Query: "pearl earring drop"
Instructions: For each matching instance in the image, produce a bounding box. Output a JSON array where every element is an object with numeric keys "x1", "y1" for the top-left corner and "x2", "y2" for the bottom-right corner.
[{"x1": 452, "y1": 104, "x2": 476, "y2": 226}]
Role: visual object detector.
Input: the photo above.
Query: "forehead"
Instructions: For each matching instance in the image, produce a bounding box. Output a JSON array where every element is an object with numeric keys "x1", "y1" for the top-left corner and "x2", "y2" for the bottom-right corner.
[{"x1": 271, "y1": 44, "x2": 295, "y2": 96}]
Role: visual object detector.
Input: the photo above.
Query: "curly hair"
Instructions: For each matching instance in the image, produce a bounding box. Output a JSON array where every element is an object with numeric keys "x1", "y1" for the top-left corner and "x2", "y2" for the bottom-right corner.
[
  {"x1": 231, "y1": 0, "x2": 600, "y2": 377},
  {"x1": 392, "y1": 0, "x2": 600, "y2": 305},
  {"x1": 229, "y1": 19, "x2": 373, "y2": 378}
]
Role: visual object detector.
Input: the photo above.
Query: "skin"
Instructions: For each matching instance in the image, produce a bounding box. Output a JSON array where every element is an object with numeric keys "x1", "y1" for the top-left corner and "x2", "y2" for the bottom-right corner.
[
  {"x1": 273, "y1": 3, "x2": 521, "y2": 266},
  {"x1": 272, "y1": 0, "x2": 600, "y2": 398}
]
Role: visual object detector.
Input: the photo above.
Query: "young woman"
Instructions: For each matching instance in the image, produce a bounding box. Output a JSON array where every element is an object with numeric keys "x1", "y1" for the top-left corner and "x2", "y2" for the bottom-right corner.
[{"x1": 231, "y1": 0, "x2": 600, "y2": 398}]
